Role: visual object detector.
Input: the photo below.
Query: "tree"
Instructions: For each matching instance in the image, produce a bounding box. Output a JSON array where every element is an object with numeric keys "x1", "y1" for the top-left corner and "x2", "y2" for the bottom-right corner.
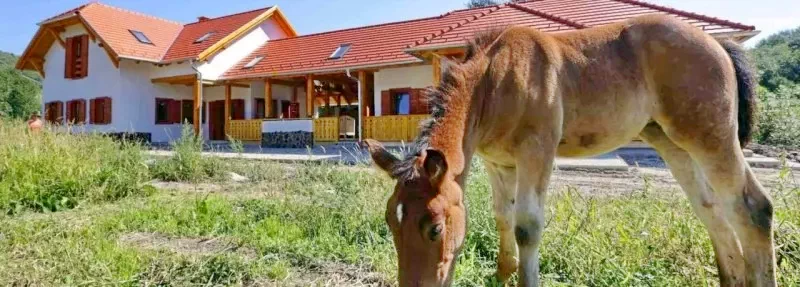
[
  {"x1": 466, "y1": 0, "x2": 522, "y2": 8},
  {"x1": 750, "y1": 26, "x2": 800, "y2": 91},
  {"x1": 0, "y1": 51, "x2": 41, "y2": 120}
]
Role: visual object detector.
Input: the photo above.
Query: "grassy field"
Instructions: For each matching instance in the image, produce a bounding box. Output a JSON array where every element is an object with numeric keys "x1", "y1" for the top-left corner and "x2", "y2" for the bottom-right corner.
[{"x1": 1, "y1": 122, "x2": 799, "y2": 286}]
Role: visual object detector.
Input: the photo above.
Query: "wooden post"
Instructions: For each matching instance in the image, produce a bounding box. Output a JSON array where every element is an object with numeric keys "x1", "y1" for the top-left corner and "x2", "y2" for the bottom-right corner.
[
  {"x1": 224, "y1": 84, "x2": 231, "y2": 135},
  {"x1": 306, "y1": 75, "x2": 314, "y2": 118},
  {"x1": 264, "y1": 78, "x2": 272, "y2": 118},
  {"x1": 432, "y1": 55, "x2": 441, "y2": 87},
  {"x1": 193, "y1": 79, "x2": 201, "y2": 135}
]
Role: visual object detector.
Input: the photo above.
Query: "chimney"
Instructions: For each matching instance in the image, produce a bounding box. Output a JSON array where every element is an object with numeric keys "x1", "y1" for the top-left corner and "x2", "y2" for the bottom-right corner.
[{"x1": 197, "y1": 16, "x2": 210, "y2": 22}]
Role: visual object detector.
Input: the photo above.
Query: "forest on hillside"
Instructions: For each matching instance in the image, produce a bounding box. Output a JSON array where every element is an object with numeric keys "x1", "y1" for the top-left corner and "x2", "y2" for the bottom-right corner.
[{"x1": 0, "y1": 51, "x2": 40, "y2": 119}]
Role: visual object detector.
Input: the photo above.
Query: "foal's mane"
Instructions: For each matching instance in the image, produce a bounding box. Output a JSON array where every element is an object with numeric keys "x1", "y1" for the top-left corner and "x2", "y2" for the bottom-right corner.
[{"x1": 391, "y1": 28, "x2": 507, "y2": 181}]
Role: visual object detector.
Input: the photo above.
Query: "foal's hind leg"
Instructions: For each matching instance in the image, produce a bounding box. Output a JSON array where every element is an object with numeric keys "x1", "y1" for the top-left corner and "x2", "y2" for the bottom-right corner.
[
  {"x1": 659, "y1": 126, "x2": 776, "y2": 286},
  {"x1": 485, "y1": 162, "x2": 519, "y2": 282},
  {"x1": 639, "y1": 124, "x2": 745, "y2": 285}
]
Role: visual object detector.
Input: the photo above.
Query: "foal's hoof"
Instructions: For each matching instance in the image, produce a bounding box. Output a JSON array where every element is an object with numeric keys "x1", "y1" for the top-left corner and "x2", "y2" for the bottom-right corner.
[{"x1": 495, "y1": 263, "x2": 518, "y2": 283}]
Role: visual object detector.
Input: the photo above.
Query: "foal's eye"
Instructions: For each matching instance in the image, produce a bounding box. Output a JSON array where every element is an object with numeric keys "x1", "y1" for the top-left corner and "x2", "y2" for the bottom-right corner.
[{"x1": 429, "y1": 224, "x2": 443, "y2": 241}]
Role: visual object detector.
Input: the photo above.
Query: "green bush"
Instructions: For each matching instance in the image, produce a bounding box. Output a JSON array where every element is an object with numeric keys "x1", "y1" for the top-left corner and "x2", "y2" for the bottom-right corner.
[
  {"x1": 150, "y1": 125, "x2": 223, "y2": 182},
  {"x1": 755, "y1": 85, "x2": 800, "y2": 148},
  {"x1": 0, "y1": 120, "x2": 152, "y2": 214}
]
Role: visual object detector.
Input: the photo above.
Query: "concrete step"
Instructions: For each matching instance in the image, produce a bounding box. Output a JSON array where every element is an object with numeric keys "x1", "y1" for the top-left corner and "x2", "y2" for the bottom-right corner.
[
  {"x1": 746, "y1": 154, "x2": 800, "y2": 170},
  {"x1": 743, "y1": 149, "x2": 754, "y2": 158},
  {"x1": 555, "y1": 156, "x2": 630, "y2": 171}
]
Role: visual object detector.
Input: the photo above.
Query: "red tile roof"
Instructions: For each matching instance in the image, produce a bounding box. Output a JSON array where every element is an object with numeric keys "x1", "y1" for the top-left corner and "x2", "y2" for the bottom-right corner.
[
  {"x1": 223, "y1": 7, "x2": 498, "y2": 79},
  {"x1": 162, "y1": 8, "x2": 271, "y2": 61},
  {"x1": 408, "y1": 0, "x2": 756, "y2": 51},
  {"x1": 226, "y1": 0, "x2": 755, "y2": 79},
  {"x1": 77, "y1": 3, "x2": 183, "y2": 61}
]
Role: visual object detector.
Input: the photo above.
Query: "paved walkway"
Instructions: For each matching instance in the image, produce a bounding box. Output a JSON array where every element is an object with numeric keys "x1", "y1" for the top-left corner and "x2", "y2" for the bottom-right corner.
[{"x1": 145, "y1": 143, "x2": 800, "y2": 171}]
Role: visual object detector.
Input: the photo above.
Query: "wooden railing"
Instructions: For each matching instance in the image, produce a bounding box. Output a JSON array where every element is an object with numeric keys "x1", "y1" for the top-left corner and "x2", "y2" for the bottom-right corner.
[
  {"x1": 228, "y1": 119, "x2": 262, "y2": 141},
  {"x1": 313, "y1": 117, "x2": 339, "y2": 142},
  {"x1": 363, "y1": 115, "x2": 429, "y2": 142}
]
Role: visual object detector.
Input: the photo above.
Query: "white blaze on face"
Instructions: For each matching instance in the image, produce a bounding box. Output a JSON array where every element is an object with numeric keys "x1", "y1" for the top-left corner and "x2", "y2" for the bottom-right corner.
[{"x1": 396, "y1": 203, "x2": 404, "y2": 223}]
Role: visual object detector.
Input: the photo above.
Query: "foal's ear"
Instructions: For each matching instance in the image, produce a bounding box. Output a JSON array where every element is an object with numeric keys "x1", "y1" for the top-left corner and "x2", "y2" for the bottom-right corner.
[
  {"x1": 363, "y1": 139, "x2": 399, "y2": 176},
  {"x1": 423, "y1": 149, "x2": 448, "y2": 186}
]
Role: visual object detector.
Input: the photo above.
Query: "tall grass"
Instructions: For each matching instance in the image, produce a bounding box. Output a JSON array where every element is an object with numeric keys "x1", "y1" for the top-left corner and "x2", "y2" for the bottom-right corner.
[
  {"x1": 149, "y1": 125, "x2": 224, "y2": 182},
  {"x1": 0, "y1": 120, "x2": 151, "y2": 214}
]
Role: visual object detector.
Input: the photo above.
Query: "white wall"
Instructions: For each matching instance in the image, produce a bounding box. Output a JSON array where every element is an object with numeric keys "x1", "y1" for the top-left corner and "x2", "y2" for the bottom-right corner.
[
  {"x1": 41, "y1": 24, "x2": 122, "y2": 132},
  {"x1": 263, "y1": 119, "x2": 312, "y2": 132},
  {"x1": 373, "y1": 64, "x2": 433, "y2": 116},
  {"x1": 198, "y1": 19, "x2": 287, "y2": 80}
]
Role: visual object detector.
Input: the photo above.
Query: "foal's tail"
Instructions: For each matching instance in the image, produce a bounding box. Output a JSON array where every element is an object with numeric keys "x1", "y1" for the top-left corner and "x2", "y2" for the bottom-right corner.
[{"x1": 720, "y1": 40, "x2": 757, "y2": 147}]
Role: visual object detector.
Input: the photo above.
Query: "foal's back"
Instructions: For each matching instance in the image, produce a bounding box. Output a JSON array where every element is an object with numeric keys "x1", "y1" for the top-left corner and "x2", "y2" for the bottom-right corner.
[{"x1": 476, "y1": 15, "x2": 735, "y2": 159}]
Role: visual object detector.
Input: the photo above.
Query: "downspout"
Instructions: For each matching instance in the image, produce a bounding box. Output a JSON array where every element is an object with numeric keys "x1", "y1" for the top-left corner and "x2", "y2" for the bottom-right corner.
[
  {"x1": 190, "y1": 60, "x2": 204, "y2": 136},
  {"x1": 345, "y1": 69, "x2": 363, "y2": 142}
]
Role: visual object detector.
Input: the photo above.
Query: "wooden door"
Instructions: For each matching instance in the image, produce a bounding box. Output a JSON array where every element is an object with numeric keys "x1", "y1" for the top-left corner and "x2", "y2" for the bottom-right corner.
[{"x1": 209, "y1": 100, "x2": 226, "y2": 140}]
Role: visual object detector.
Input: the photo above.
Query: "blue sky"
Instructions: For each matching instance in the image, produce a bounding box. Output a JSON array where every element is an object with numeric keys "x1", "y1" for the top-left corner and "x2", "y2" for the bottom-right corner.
[{"x1": 2, "y1": 0, "x2": 798, "y2": 55}]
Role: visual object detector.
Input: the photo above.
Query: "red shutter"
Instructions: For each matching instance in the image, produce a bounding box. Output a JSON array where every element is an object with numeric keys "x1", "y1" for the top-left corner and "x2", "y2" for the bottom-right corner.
[
  {"x1": 76, "y1": 99, "x2": 86, "y2": 124},
  {"x1": 79, "y1": 35, "x2": 89, "y2": 78},
  {"x1": 65, "y1": 101, "x2": 74, "y2": 123},
  {"x1": 65, "y1": 37, "x2": 74, "y2": 79},
  {"x1": 381, "y1": 91, "x2": 392, "y2": 115},
  {"x1": 169, "y1": 99, "x2": 181, "y2": 124},
  {"x1": 55, "y1": 101, "x2": 64, "y2": 124},
  {"x1": 103, "y1": 98, "x2": 112, "y2": 124},
  {"x1": 89, "y1": 99, "x2": 97, "y2": 124},
  {"x1": 232, "y1": 99, "x2": 245, "y2": 120}
]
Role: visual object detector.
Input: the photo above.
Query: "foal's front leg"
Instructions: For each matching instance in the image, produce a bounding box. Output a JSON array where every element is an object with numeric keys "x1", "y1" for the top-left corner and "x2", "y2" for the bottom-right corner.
[
  {"x1": 514, "y1": 138, "x2": 557, "y2": 287},
  {"x1": 485, "y1": 163, "x2": 519, "y2": 282}
]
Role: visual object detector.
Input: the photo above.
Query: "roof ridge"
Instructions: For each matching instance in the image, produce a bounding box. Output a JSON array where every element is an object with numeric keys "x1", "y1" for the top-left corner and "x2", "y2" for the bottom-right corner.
[
  {"x1": 507, "y1": 2, "x2": 586, "y2": 29},
  {"x1": 407, "y1": 5, "x2": 503, "y2": 48},
  {"x1": 91, "y1": 2, "x2": 183, "y2": 25},
  {"x1": 609, "y1": 0, "x2": 755, "y2": 31},
  {"x1": 183, "y1": 6, "x2": 271, "y2": 26},
  {"x1": 265, "y1": 13, "x2": 456, "y2": 43}
]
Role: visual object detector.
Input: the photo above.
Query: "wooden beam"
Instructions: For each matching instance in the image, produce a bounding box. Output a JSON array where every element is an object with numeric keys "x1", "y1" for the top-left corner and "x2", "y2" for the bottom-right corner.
[
  {"x1": 306, "y1": 75, "x2": 314, "y2": 118},
  {"x1": 29, "y1": 59, "x2": 45, "y2": 78},
  {"x1": 432, "y1": 55, "x2": 442, "y2": 87},
  {"x1": 224, "y1": 84, "x2": 232, "y2": 134},
  {"x1": 264, "y1": 79, "x2": 272, "y2": 118},
  {"x1": 151, "y1": 74, "x2": 197, "y2": 85},
  {"x1": 46, "y1": 28, "x2": 65, "y2": 48},
  {"x1": 193, "y1": 79, "x2": 201, "y2": 135}
]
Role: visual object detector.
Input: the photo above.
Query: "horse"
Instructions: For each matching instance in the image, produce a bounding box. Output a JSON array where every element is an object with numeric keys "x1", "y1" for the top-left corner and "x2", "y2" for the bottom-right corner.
[{"x1": 365, "y1": 14, "x2": 775, "y2": 287}]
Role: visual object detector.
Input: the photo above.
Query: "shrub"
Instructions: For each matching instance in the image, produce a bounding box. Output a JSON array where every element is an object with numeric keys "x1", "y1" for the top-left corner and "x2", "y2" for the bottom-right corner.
[
  {"x1": 0, "y1": 120, "x2": 152, "y2": 214},
  {"x1": 150, "y1": 125, "x2": 223, "y2": 182},
  {"x1": 755, "y1": 85, "x2": 800, "y2": 148}
]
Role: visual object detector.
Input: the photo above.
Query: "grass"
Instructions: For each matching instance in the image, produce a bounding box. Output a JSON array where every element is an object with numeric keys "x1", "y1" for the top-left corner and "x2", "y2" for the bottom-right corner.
[{"x1": 0, "y1": 120, "x2": 798, "y2": 285}]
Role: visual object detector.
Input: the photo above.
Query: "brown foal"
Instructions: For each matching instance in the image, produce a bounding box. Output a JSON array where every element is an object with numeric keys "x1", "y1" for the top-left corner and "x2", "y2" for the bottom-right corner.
[{"x1": 366, "y1": 15, "x2": 774, "y2": 287}]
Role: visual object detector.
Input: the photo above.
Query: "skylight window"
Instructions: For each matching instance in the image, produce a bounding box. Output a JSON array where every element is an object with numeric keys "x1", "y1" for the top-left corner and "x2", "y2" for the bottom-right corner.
[
  {"x1": 194, "y1": 32, "x2": 215, "y2": 44},
  {"x1": 243, "y1": 56, "x2": 264, "y2": 69},
  {"x1": 329, "y1": 44, "x2": 351, "y2": 59},
  {"x1": 129, "y1": 30, "x2": 153, "y2": 44}
]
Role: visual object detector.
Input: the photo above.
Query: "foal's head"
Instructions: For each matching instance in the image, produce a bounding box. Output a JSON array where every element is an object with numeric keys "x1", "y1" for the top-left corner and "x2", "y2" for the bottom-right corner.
[{"x1": 365, "y1": 139, "x2": 466, "y2": 287}]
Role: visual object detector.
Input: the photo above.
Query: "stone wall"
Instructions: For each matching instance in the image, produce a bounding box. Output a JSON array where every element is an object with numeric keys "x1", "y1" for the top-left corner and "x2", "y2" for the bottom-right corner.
[{"x1": 262, "y1": 131, "x2": 313, "y2": 148}]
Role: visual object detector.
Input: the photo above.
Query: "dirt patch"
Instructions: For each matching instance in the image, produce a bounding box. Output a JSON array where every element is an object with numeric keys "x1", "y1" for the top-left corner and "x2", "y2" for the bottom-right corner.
[
  {"x1": 119, "y1": 232, "x2": 257, "y2": 260},
  {"x1": 749, "y1": 143, "x2": 800, "y2": 163}
]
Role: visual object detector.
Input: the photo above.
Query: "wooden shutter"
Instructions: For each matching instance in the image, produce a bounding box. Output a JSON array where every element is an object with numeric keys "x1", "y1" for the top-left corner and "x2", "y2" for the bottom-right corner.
[
  {"x1": 79, "y1": 35, "x2": 89, "y2": 78},
  {"x1": 65, "y1": 101, "x2": 74, "y2": 123},
  {"x1": 55, "y1": 101, "x2": 64, "y2": 124},
  {"x1": 102, "y1": 98, "x2": 112, "y2": 124},
  {"x1": 76, "y1": 99, "x2": 86, "y2": 124},
  {"x1": 65, "y1": 37, "x2": 75, "y2": 78},
  {"x1": 169, "y1": 99, "x2": 181, "y2": 124},
  {"x1": 381, "y1": 90, "x2": 392, "y2": 115},
  {"x1": 89, "y1": 99, "x2": 97, "y2": 124},
  {"x1": 409, "y1": 89, "x2": 429, "y2": 115}
]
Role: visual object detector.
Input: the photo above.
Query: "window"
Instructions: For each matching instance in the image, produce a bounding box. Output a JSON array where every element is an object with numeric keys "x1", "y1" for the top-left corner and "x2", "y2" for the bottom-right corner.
[
  {"x1": 194, "y1": 32, "x2": 215, "y2": 43},
  {"x1": 254, "y1": 98, "x2": 266, "y2": 119},
  {"x1": 243, "y1": 56, "x2": 264, "y2": 69},
  {"x1": 129, "y1": 30, "x2": 153, "y2": 44},
  {"x1": 65, "y1": 35, "x2": 89, "y2": 79},
  {"x1": 89, "y1": 97, "x2": 112, "y2": 125},
  {"x1": 155, "y1": 98, "x2": 181, "y2": 124},
  {"x1": 181, "y1": 100, "x2": 195, "y2": 124},
  {"x1": 329, "y1": 44, "x2": 351, "y2": 59},
  {"x1": 66, "y1": 99, "x2": 86, "y2": 124},
  {"x1": 392, "y1": 92, "x2": 411, "y2": 115},
  {"x1": 44, "y1": 101, "x2": 64, "y2": 124}
]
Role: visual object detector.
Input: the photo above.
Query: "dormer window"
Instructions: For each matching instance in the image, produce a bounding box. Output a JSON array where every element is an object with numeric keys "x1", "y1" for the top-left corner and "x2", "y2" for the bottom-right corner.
[
  {"x1": 194, "y1": 32, "x2": 215, "y2": 44},
  {"x1": 329, "y1": 44, "x2": 351, "y2": 59},
  {"x1": 129, "y1": 30, "x2": 153, "y2": 44},
  {"x1": 243, "y1": 56, "x2": 264, "y2": 69}
]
